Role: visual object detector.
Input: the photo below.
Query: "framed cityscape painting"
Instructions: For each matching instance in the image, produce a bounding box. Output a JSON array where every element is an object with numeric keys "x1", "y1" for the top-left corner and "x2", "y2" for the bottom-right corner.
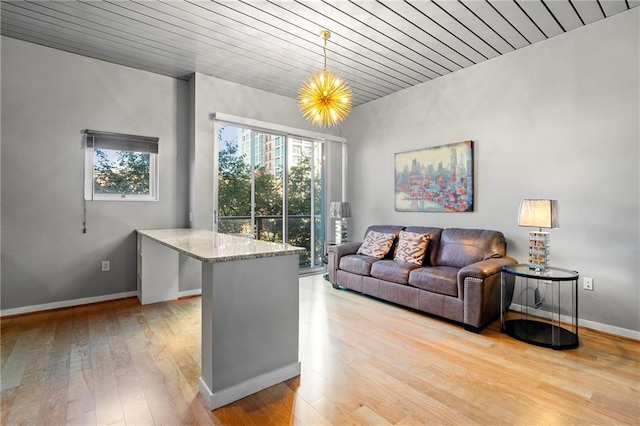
[{"x1": 395, "y1": 141, "x2": 474, "y2": 212}]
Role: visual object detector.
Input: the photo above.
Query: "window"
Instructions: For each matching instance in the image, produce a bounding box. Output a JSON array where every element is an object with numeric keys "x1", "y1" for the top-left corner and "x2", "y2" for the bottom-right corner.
[
  {"x1": 216, "y1": 122, "x2": 325, "y2": 270},
  {"x1": 213, "y1": 112, "x2": 347, "y2": 271},
  {"x1": 84, "y1": 130, "x2": 159, "y2": 201}
]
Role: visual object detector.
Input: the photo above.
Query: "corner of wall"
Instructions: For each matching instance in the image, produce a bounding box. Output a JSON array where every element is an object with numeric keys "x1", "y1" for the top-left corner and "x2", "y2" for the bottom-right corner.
[{"x1": 188, "y1": 74, "x2": 196, "y2": 229}]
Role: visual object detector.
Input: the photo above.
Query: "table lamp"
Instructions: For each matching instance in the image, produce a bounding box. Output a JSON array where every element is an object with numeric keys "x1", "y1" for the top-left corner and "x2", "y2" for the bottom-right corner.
[
  {"x1": 330, "y1": 201, "x2": 351, "y2": 244},
  {"x1": 518, "y1": 199, "x2": 559, "y2": 271}
]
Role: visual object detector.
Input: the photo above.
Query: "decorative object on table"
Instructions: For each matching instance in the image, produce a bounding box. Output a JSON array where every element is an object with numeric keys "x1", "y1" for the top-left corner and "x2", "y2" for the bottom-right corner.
[
  {"x1": 329, "y1": 201, "x2": 351, "y2": 244},
  {"x1": 298, "y1": 29, "x2": 352, "y2": 127},
  {"x1": 394, "y1": 141, "x2": 473, "y2": 212},
  {"x1": 518, "y1": 199, "x2": 559, "y2": 271}
]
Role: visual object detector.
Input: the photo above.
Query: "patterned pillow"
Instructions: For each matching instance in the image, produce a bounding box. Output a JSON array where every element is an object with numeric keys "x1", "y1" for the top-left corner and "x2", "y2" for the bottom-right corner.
[
  {"x1": 394, "y1": 231, "x2": 430, "y2": 265},
  {"x1": 357, "y1": 231, "x2": 397, "y2": 259}
]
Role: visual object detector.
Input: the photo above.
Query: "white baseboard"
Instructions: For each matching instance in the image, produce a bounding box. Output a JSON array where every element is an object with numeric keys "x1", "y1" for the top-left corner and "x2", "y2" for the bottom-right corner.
[
  {"x1": 179, "y1": 289, "x2": 202, "y2": 298},
  {"x1": 0, "y1": 291, "x2": 137, "y2": 317},
  {"x1": 198, "y1": 362, "x2": 301, "y2": 410},
  {"x1": 0, "y1": 288, "x2": 203, "y2": 317},
  {"x1": 509, "y1": 304, "x2": 640, "y2": 341},
  {"x1": 578, "y1": 318, "x2": 640, "y2": 340}
]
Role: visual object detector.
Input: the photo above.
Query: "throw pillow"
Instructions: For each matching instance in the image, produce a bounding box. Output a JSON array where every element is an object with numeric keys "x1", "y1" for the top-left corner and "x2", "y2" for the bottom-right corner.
[
  {"x1": 357, "y1": 230, "x2": 396, "y2": 259},
  {"x1": 394, "y1": 231, "x2": 430, "y2": 265}
]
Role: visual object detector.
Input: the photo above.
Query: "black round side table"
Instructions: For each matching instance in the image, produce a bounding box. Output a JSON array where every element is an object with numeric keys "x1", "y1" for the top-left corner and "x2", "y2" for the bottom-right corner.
[{"x1": 501, "y1": 264, "x2": 579, "y2": 349}]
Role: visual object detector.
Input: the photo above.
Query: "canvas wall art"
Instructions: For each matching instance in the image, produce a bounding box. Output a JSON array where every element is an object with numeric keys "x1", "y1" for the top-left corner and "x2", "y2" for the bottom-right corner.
[{"x1": 395, "y1": 141, "x2": 474, "y2": 212}]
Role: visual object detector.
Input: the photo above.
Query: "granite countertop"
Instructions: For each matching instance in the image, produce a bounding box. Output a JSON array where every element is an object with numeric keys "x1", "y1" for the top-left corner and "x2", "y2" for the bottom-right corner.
[{"x1": 137, "y1": 228, "x2": 306, "y2": 263}]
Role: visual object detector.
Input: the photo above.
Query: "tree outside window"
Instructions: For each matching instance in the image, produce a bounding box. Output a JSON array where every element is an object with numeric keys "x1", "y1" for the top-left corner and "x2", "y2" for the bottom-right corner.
[{"x1": 93, "y1": 149, "x2": 151, "y2": 195}]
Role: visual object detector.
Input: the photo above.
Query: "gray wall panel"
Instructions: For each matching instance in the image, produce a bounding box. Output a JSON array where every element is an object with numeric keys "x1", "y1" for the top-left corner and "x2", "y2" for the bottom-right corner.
[{"x1": 1, "y1": 37, "x2": 188, "y2": 309}]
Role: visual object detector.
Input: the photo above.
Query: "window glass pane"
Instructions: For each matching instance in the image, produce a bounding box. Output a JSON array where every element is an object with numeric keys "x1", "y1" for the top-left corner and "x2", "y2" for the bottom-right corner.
[
  {"x1": 253, "y1": 130, "x2": 284, "y2": 243},
  {"x1": 217, "y1": 126, "x2": 253, "y2": 236},
  {"x1": 287, "y1": 138, "x2": 324, "y2": 269},
  {"x1": 93, "y1": 148, "x2": 152, "y2": 196},
  {"x1": 313, "y1": 142, "x2": 325, "y2": 267}
]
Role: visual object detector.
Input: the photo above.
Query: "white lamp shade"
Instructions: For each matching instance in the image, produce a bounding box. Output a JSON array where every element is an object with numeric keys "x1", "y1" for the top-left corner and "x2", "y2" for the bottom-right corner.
[
  {"x1": 330, "y1": 201, "x2": 351, "y2": 219},
  {"x1": 518, "y1": 199, "x2": 559, "y2": 229}
]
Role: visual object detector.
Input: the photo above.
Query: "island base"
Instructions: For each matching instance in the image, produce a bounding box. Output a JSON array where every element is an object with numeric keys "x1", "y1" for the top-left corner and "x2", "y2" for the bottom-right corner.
[{"x1": 200, "y1": 254, "x2": 301, "y2": 409}]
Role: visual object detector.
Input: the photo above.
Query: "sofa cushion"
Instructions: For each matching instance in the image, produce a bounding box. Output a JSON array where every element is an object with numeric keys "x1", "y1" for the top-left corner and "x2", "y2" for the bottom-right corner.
[
  {"x1": 339, "y1": 255, "x2": 379, "y2": 276},
  {"x1": 371, "y1": 260, "x2": 421, "y2": 285},
  {"x1": 404, "y1": 227, "x2": 443, "y2": 266},
  {"x1": 357, "y1": 230, "x2": 396, "y2": 259},
  {"x1": 361, "y1": 225, "x2": 405, "y2": 259},
  {"x1": 394, "y1": 231, "x2": 430, "y2": 265},
  {"x1": 408, "y1": 266, "x2": 459, "y2": 297},
  {"x1": 435, "y1": 228, "x2": 506, "y2": 268}
]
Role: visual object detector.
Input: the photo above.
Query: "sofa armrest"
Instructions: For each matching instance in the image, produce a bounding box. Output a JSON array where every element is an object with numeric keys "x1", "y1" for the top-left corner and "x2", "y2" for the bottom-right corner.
[
  {"x1": 458, "y1": 256, "x2": 518, "y2": 332},
  {"x1": 458, "y1": 256, "x2": 518, "y2": 283},
  {"x1": 327, "y1": 242, "x2": 361, "y2": 284}
]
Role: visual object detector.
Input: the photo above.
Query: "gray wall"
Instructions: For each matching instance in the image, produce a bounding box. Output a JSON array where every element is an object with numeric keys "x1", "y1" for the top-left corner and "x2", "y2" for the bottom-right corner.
[
  {"x1": 1, "y1": 37, "x2": 190, "y2": 309},
  {"x1": 343, "y1": 9, "x2": 639, "y2": 334}
]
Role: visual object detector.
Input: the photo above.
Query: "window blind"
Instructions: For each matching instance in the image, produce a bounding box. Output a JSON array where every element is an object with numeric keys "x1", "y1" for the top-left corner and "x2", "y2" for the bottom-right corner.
[{"x1": 85, "y1": 129, "x2": 159, "y2": 153}]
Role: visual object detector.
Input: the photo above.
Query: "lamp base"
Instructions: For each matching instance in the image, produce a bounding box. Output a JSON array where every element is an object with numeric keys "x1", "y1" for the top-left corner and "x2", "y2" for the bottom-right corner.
[
  {"x1": 334, "y1": 219, "x2": 348, "y2": 244},
  {"x1": 528, "y1": 231, "x2": 550, "y2": 271}
]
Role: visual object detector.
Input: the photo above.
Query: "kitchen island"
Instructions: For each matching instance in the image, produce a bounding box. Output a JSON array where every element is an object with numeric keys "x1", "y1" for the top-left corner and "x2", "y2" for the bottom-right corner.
[{"x1": 136, "y1": 228, "x2": 305, "y2": 410}]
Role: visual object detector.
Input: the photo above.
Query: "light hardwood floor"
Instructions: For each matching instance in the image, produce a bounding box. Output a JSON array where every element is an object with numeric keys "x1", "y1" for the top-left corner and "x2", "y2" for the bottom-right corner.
[{"x1": 1, "y1": 274, "x2": 638, "y2": 425}]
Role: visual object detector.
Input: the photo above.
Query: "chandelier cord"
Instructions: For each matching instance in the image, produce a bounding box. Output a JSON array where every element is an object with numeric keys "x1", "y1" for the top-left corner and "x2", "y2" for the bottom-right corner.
[{"x1": 322, "y1": 34, "x2": 327, "y2": 72}]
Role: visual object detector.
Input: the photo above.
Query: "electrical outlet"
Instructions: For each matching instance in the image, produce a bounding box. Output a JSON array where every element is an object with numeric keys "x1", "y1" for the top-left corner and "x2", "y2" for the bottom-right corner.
[
  {"x1": 583, "y1": 277, "x2": 593, "y2": 291},
  {"x1": 102, "y1": 260, "x2": 110, "y2": 272}
]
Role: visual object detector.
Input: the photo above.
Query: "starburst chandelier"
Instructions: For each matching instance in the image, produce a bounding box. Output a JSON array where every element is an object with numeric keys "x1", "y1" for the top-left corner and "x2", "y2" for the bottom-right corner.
[{"x1": 298, "y1": 30, "x2": 352, "y2": 127}]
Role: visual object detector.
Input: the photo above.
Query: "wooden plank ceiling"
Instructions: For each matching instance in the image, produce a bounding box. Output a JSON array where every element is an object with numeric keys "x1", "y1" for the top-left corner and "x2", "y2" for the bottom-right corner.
[{"x1": 2, "y1": 0, "x2": 637, "y2": 107}]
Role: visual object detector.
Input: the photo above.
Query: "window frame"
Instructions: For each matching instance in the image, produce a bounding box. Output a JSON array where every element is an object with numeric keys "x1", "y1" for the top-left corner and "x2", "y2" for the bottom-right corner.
[{"x1": 84, "y1": 130, "x2": 159, "y2": 201}]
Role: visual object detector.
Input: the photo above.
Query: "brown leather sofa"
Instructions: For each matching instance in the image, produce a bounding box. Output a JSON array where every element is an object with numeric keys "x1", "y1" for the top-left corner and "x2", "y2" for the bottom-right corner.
[{"x1": 327, "y1": 225, "x2": 517, "y2": 332}]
